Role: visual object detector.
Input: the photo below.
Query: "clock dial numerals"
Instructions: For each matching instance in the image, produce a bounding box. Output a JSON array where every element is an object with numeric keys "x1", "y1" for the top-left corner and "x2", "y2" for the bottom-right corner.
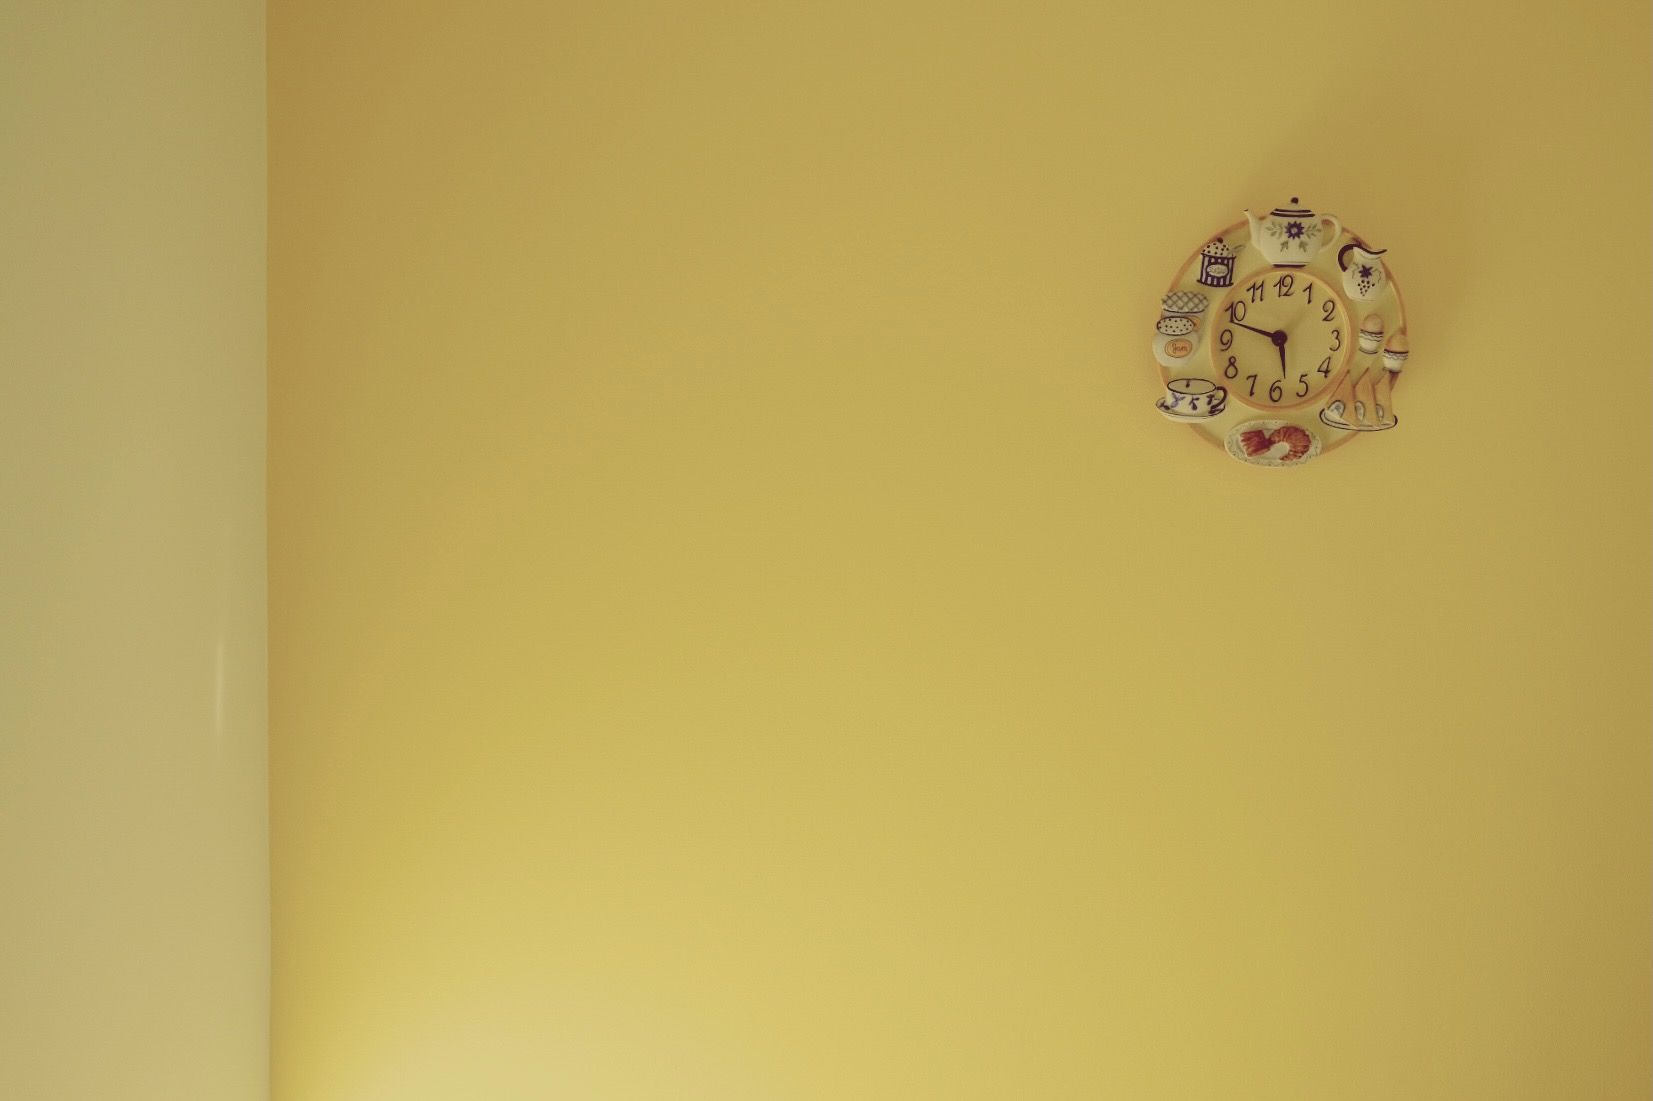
[
  {"x1": 1243, "y1": 374, "x2": 1285, "y2": 402},
  {"x1": 1249, "y1": 275, "x2": 1301, "y2": 301},
  {"x1": 1210, "y1": 272, "x2": 1348, "y2": 409}
]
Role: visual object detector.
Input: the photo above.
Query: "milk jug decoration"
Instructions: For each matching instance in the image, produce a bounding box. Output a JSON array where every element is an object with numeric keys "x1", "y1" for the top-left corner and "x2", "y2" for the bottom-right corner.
[
  {"x1": 1148, "y1": 197, "x2": 1414, "y2": 467},
  {"x1": 1338, "y1": 242, "x2": 1389, "y2": 301}
]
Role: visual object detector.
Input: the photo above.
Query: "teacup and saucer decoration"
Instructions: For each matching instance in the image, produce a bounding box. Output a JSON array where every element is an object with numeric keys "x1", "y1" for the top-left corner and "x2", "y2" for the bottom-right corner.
[
  {"x1": 1149, "y1": 198, "x2": 1413, "y2": 467},
  {"x1": 1156, "y1": 377, "x2": 1227, "y2": 420}
]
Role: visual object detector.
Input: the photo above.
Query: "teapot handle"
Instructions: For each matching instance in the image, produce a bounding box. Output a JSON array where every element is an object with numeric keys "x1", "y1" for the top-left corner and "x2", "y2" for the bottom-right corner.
[{"x1": 1322, "y1": 214, "x2": 1344, "y2": 250}]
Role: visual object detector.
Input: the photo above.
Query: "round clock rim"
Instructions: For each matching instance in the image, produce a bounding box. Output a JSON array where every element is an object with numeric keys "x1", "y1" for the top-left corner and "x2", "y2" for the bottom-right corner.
[{"x1": 1209, "y1": 270, "x2": 1352, "y2": 412}]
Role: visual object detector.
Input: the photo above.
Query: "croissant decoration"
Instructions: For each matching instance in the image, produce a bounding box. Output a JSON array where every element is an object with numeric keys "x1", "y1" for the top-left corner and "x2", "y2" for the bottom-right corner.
[{"x1": 1237, "y1": 424, "x2": 1315, "y2": 462}]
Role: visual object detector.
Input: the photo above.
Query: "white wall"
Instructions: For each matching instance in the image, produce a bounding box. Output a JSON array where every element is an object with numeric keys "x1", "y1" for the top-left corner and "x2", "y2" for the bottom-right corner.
[{"x1": 0, "y1": 2, "x2": 267, "y2": 1097}]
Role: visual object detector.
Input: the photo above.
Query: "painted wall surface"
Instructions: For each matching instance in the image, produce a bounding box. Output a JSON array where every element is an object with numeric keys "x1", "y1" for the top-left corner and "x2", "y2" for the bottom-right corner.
[
  {"x1": 270, "y1": 2, "x2": 1650, "y2": 1098},
  {"x1": 0, "y1": 2, "x2": 268, "y2": 1098}
]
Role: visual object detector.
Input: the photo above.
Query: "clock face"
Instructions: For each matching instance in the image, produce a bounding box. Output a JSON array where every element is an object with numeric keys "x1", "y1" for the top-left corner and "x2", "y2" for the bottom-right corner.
[{"x1": 1211, "y1": 271, "x2": 1351, "y2": 410}]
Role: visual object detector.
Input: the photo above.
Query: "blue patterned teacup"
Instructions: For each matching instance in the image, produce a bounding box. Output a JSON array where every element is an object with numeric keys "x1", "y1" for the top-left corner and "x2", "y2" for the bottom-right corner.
[{"x1": 1158, "y1": 377, "x2": 1226, "y2": 419}]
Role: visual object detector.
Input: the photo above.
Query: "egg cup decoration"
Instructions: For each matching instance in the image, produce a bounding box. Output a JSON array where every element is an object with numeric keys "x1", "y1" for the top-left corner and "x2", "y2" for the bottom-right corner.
[
  {"x1": 1150, "y1": 198, "x2": 1412, "y2": 466},
  {"x1": 1357, "y1": 314, "x2": 1385, "y2": 354}
]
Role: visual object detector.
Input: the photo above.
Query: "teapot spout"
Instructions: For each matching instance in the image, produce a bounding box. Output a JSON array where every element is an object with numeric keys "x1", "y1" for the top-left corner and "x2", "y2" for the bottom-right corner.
[{"x1": 1243, "y1": 208, "x2": 1262, "y2": 238}]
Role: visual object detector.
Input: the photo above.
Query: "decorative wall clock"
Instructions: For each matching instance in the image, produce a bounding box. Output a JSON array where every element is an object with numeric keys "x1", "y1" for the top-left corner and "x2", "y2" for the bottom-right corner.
[{"x1": 1153, "y1": 198, "x2": 1411, "y2": 467}]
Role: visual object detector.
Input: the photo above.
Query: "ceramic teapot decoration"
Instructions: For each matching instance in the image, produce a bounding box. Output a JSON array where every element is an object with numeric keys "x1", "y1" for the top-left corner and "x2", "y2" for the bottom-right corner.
[
  {"x1": 1147, "y1": 198, "x2": 1414, "y2": 468},
  {"x1": 1244, "y1": 197, "x2": 1342, "y2": 267},
  {"x1": 1338, "y1": 241, "x2": 1389, "y2": 301}
]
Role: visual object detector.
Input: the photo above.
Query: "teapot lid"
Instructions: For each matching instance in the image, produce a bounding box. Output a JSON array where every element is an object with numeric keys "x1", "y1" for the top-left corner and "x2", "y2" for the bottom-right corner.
[
  {"x1": 1200, "y1": 238, "x2": 1239, "y2": 258},
  {"x1": 1268, "y1": 196, "x2": 1316, "y2": 217}
]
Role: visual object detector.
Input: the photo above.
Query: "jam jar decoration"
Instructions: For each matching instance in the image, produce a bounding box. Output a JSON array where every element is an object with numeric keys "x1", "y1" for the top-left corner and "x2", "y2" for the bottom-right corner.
[{"x1": 1153, "y1": 315, "x2": 1201, "y2": 367}]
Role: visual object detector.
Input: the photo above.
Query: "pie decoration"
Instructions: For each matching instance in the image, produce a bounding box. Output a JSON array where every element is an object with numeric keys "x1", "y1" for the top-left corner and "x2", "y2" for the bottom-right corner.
[{"x1": 1161, "y1": 290, "x2": 1209, "y2": 316}]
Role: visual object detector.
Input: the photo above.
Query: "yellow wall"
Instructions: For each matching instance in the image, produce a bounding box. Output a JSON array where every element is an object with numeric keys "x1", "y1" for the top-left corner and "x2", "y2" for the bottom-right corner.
[
  {"x1": 270, "y1": 2, "x2": 1651, "y2": 1097},
  {"x1": 0, "y1": 2, "x2": 268, "y2": 1098}
]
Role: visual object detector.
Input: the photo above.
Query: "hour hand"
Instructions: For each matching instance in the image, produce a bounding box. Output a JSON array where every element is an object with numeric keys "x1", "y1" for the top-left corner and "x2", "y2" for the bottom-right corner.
[{"x1": 1232, "y1": 321, "x2": 1276, "y2": 339}]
